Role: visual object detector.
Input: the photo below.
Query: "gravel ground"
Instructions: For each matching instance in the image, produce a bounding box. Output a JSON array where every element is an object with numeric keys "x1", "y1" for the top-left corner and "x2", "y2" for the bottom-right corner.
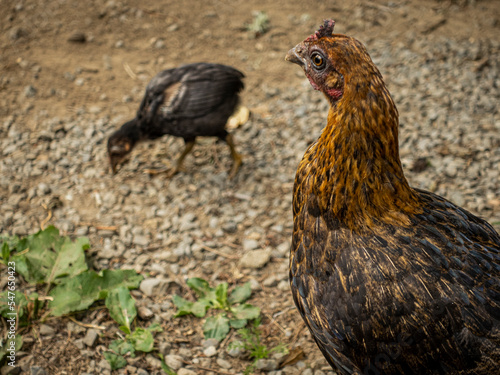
[{"x1": 1, "y1": 2, "x2": 500, "y2": 375}]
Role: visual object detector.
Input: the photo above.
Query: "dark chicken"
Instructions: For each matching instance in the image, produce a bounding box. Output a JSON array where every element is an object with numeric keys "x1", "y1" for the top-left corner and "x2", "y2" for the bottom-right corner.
[
  {"x1": 107, "y1": 63, "x2": 244, "y2": 177},
  {"x1": 287, "y1": 20, "x2": 500, "y2": 374}
]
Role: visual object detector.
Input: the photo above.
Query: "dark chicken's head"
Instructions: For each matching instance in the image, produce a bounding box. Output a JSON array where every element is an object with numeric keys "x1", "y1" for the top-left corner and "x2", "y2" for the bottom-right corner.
[
  {"x1": 286, "y1": 20, "x2": 379, "y2": 104},
  {"x1": 107, "y1": 120, "x2": 139, "y2": 174}
]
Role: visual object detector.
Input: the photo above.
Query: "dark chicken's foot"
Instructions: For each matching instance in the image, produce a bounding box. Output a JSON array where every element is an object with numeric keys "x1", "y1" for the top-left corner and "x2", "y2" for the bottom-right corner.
[
  {"x1": 144, "y1": 140, "x2": 195, "y2": 177},
  {"x1": 226, "y1": 133, "x2": 242, "y2": 179}
]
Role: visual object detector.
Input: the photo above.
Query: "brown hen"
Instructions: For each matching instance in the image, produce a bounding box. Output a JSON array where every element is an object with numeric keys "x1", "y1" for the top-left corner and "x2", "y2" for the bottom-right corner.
[{"x1": 286, "y1": 20, "x2": 500, "y2": 375}]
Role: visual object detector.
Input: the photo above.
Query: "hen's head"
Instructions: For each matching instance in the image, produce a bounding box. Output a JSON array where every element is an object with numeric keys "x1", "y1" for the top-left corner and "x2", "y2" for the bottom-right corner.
[
  {"x1": 286, "y1": 20, "x2": 379, "y2": 103},
  {"x1": 107, "y1": 120, "x2": 139, "y2": 174}
]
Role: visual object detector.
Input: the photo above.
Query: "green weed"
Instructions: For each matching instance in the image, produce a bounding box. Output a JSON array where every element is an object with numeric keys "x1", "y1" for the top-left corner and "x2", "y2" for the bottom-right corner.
[
  {"x1": 172, "y1": 278, "x2": 260, "y2": 341},
  {"x1": 230, "y1": 317, "x2": 288, "y2": 374},
  {"x1": 0, "y1": 226, "x2": 143, "y2": 366}
]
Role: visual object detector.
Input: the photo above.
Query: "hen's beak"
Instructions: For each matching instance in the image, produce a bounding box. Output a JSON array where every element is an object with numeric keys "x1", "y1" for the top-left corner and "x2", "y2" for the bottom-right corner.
[{"x1": 285, "y1": 45, "x2": 307, "y2": 69}]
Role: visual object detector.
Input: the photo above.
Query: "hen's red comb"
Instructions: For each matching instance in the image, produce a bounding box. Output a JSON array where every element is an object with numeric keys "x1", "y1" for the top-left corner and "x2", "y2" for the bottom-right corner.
[{"x1": 305, "y1": 19, "x2": 335, "y2": 42}]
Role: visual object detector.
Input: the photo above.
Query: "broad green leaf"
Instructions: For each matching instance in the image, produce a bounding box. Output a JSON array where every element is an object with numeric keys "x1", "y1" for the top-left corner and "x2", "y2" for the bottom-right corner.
[
  {"x1": 0, "y1": 291, "x2": 39, "y2": 327},
  {"x1": 103, "y1": 352, "x2": 127, "y2": 370},
  {"x1": 0, "y1": 235, "x2": 17, "y2": 250},
  {"x1": 0, "y1": 291, "x2": 29, "y2": 325},
  {"x1": 109, "y1": 339, "x2": 135, "y2": 356},
  {"x1": 0, "y1": 235, "x2": 28, "y2": 262},
  {"x1": 172, "y1": 295, "x2": 210, "y2": 318},
  {"x1": 184, "y1": 279, "x2": 229, "y2": 310},
  {"x1": 8, "y1": 255, "x2": 30, "y2": 282},
  {"x1": 215, "y1": 282, "x2": 229, "y2": 309},
  {"x1": 49, "y1": 271, "x2": 102, "y2": 316},
  {"x1": 203, "y1": 314, "x2": 230, "y2": 341},
  {"x1": 104, "y1": 338, "x2": 135, "y2": 370},
  {"x1": 105, "y1": 286, "x2": 136, "y2": 334},
  {"x1": 186, "y1": 278, "x2": 212, "y2": 297},
  {"x1": 45, "y1": 236, "x2": 89, "y2": 284},
  {"x1": 229, "y1": 282, "x2": 252, "y2": 304},
  {"x1": 48, "y1": 269, "x2": 143, "y2": 316},
  {"x1": 10, "y1": 226, "x2": 62, "y2": 283},
  {"x1": 231, "y1": 304, "x2": 260, "y2": 320},
  {"x1": 97, "y1": 269, "x2": 143, "y2": 298},
  {"x1": 146, "y1": 322, "x2": 163, "y2": 333},
  {"x1": 0, "y1": 335, "x2": 22, "y2": 362},
  {"x1": 251, "y1": 316, "x2": 262, "y2": 328},
  {"x1": 6, "y1": 226, "x2": 89, "y2": 285},
  {"x1": 0, "y1": 290, "x2": 34, "y2": 327},
  {"x1": 1, "y1": 242, "x2": 9, "y2": 263},
  {"x1": 172, "y1": 295, "x2": 194, "y2": 317},
  {"x1": 229, "y1": 318, "x2": 248, "y2": 329},
  {"x1": 191, "y1": 300, "x2": 211, "y2": 317},
  {"x1": 128, "y1": 327, "x2": 154, "y2": 352}
]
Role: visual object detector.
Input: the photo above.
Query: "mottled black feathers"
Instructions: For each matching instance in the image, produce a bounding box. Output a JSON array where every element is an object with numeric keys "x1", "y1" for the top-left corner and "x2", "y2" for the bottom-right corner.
[
  {"x1": 291, "y1": 182, "x2": 500, "y2": 374},
  {"x1": 139, "y1": 63, "x2": 244, "y2": 123},
  {"x1": 107, "y1": 63, "x2": 245, "y2": 175}
]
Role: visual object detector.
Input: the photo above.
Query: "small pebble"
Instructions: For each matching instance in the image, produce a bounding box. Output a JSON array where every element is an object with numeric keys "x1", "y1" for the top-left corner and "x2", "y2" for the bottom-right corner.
[
  {"x1": 83, "y1": 329, "x2": 99, "y2": 347},
  {"x1": 164, "y1": 354, "x2": 183, "y2": 370},
  {"x1": 203, "y1": 346, "x2": 217, "y2": 357},
  {"x1": 39, "y1": 324, "x2": 55, "y2": 336},
  {"x1": 255, "y1": 358, "x2": 278, "y2": 371},
  {"x1": 138, "y1": 306, "x2": 154, "y2": 320},
  {"x1": 24, "y1": 85, "x2": 37, "y2": 98},
  {"x1": 239, "y1": 248, "x2": 272, "y2": 269},
  {"x1": 30, "y1": 367, "x2": 47, "y2": 375},
  {"x1": 216, "y1": 358, "x2": 232, "y2": 369},
  {"x1": 178, "y1": 369, "x2": 197, "y2": 375},
  {"x1": 139, "y1": 278, "x2": 173, "y2": 296}
]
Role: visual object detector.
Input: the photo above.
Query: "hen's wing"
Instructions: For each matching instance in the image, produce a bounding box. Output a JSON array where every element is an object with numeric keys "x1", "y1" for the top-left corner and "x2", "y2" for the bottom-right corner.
[
  {"x1": 291, "y1": 152, "x2": 500, "y2": 374},
  {"x1": 138, "y1": 63, "x2": 244, "y2": 124}
]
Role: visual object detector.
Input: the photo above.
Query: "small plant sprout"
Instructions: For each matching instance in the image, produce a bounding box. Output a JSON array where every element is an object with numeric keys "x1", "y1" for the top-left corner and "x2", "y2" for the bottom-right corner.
[{"x1": 173, "y1": 278, "x2": 260, "y2": 341}]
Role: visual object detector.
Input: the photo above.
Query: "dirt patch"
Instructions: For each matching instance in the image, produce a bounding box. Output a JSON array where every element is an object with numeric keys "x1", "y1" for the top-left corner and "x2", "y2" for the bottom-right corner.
[{"x1": 1, "y1": 0, "x2": 499, "y2": 124}]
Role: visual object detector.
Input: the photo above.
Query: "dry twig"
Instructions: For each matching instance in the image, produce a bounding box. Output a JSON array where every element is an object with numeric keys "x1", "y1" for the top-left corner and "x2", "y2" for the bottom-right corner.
[
  {"x1": 199, "y1": 244, "x2": 240, "y2": 260},
  {"x1": 68, "y1": 316, "x2": 106, "y2": 330},
  {"x1": 40, "y1": 203, "x2": 52, "y2": 230},
  {"x1": 123, "y1": 61, "x2": 137, "y2": 80}
]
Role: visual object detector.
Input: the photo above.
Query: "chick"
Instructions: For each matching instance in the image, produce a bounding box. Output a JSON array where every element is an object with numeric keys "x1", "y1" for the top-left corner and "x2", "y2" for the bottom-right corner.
[{"x1": 108, "y1": 63, "x2": 245, "y2": 178}]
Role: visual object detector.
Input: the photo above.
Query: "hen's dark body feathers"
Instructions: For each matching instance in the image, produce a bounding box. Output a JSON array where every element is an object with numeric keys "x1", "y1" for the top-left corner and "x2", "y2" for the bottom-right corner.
[
  {"x1": 292, "y1": 162, "x2": 500, "y2": 374},
  {"x1": 287, "y1": 20, "x2": 500, "y2": 375},
  {"x1": 107, "y1": 63, "x2": 244, "y2": 176}
]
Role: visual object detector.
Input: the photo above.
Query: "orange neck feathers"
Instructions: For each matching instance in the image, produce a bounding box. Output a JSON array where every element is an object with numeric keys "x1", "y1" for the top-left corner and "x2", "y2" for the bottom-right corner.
[{"x1": 311, "y1": 69, "x2": 422, "y2": 229}]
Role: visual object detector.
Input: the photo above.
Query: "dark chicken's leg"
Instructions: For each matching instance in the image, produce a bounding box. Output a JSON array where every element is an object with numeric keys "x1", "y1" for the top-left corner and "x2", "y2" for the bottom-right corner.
[
  {"x1": 145, "y1": 134, "x2": 241, "y2": 178},
  {"x1": 172, "y1": 139, "x2": 195, "y2": 175},
  {"x1": 225, "y1": 133, "x2": 242, "y2": 179},
  {"x1": 145, "y1": 139, "x2": 195, "y2": 177}
]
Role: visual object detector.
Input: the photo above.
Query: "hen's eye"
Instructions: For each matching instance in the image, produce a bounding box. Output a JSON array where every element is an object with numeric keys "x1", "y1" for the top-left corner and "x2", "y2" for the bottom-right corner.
[{"x1": 311, "y1": 52, "x2": 325, "y2": 68}]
